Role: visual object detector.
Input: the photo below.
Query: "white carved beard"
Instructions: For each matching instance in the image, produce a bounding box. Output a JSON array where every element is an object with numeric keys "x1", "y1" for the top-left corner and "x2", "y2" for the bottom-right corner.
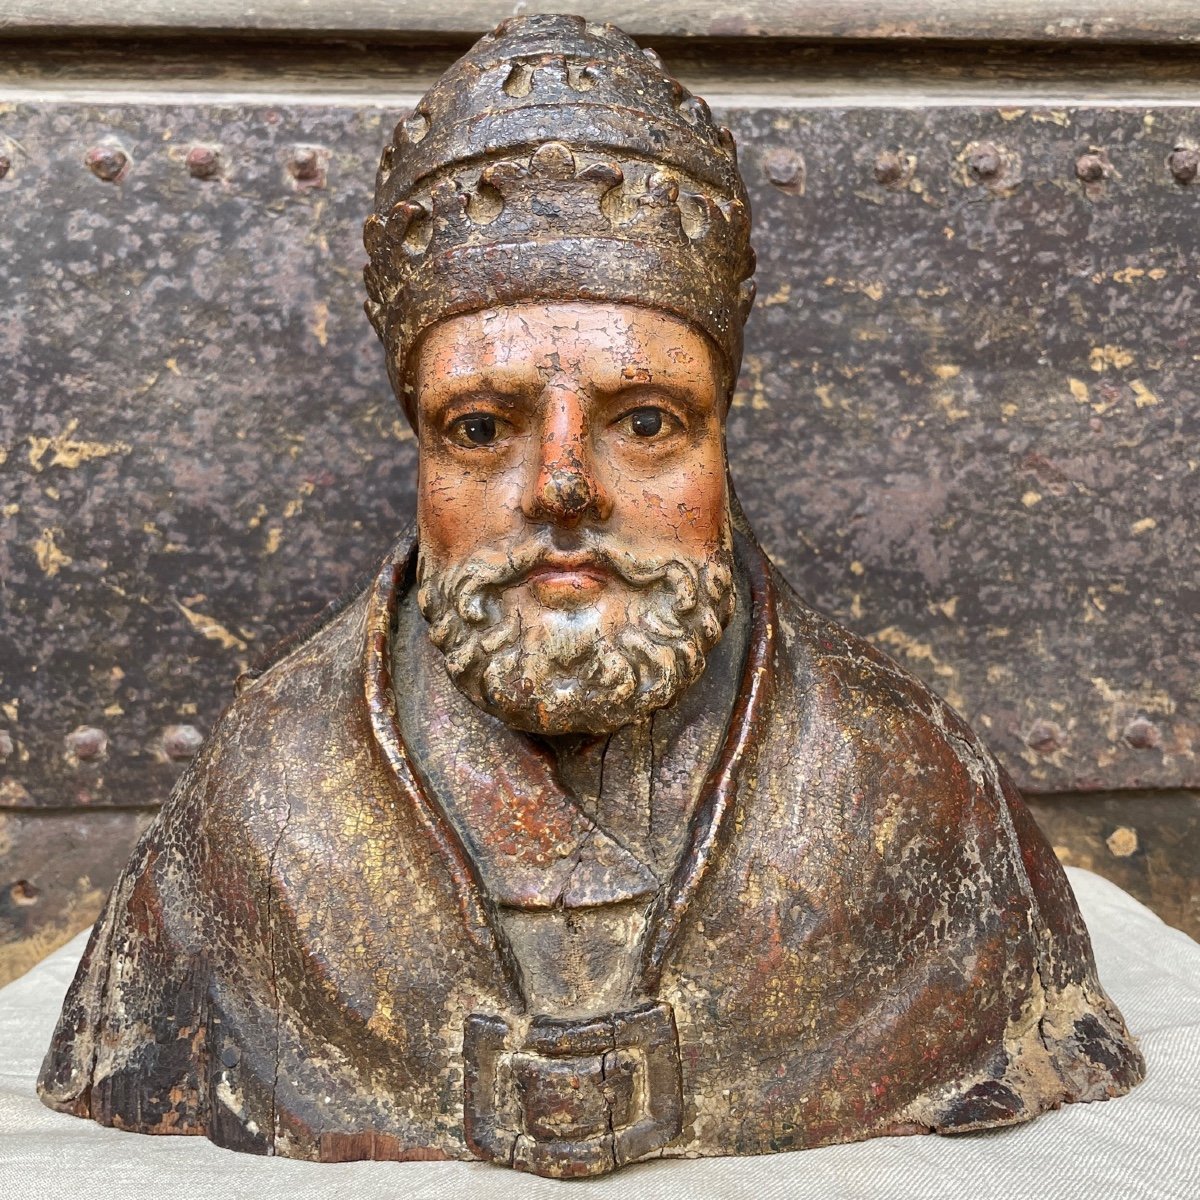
[{"x1": 415, "y1": 529, "x2": 736, "y2": 736}]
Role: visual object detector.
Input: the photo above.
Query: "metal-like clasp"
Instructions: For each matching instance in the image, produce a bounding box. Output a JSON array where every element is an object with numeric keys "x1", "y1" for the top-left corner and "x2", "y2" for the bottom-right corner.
[{"x1": 463, "y1": 1001, "x2": 683, "y2": 1179}]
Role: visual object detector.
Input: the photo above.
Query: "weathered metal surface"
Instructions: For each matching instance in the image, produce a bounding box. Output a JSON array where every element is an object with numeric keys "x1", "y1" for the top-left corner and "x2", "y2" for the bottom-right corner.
[
  {"x1": 1, "y1": 0, "x2": 1199, "y2": 45},
  {"x1": 0, "y1": 808, "x2": 153, "y2": 985},
  {"x1": 0, "y1": 100, "x2": 419, "y2": 812},
  {"x1": 0, "y1": 99, "x2": 1196, "y2": 809},
  {"x1": 1027, "y1": 791, "x2": 1200, "y2": 939},
  {"x1": 732, "y1": 104, "x2": 1200, "y2": 795}
]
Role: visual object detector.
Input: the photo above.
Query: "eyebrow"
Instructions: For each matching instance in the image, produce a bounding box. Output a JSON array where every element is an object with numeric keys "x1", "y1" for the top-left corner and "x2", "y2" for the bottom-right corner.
[
  {"x1": 423, "y1": 366, "x2": 544, "y2": 404},
  {"x1": 595, "y1": 376, "x2": 715, "y2": 410}
]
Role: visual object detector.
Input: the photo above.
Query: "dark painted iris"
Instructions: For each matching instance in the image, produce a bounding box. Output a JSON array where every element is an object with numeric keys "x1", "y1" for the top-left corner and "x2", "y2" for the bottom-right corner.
[
  {"x1": 629, "y1": 407, "x2": 663, "y2": 437},
  {"x1": 460, "y1": 414, "x2": 497, "y2": 445}
]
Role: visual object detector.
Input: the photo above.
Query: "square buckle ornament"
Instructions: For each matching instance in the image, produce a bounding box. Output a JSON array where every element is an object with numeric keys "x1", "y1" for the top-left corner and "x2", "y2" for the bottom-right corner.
[{"x1": 463, "y1": 1001, "x2": 683, "y2": 1178}]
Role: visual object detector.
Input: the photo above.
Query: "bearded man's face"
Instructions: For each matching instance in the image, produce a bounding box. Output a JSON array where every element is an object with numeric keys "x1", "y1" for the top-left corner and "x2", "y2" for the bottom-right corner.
[{"x1": 411, "y1": 302, "x2": 735, "y2": 737}]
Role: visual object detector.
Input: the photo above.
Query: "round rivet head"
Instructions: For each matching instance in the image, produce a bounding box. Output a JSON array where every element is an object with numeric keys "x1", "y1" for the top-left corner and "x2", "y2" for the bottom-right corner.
[
  {"x1": 85, "y1": 144, "x2": 128, "y2": 183},
  {"x1": 66, "y1": 725, "x2": 107, "y2": 761},
  {"x1": 289, "y1": 147, "x2": 322, "y2": 182},
  {"x1": 1122, "y1": 716, "x2": 1162, "y2": 750},
  {"x1": 967, "y1": 143, "x2": 1003, "y2": 181},
  {"x1": 1075, "y1": 153, "x2": 1106, "y2": 183},
  {"x1": 186, "y1": 145, "x2": 221, "y2": 180},
  {"x1": 163, "y1": 723, "x2": 204, "y2": 761},
  {"x1": 873, "y1": 150, "x2": 906, "y2": 186},
  {"x1": 1025, "y1": 719, "x2": 1065, "y2": 754},
  {"x1": 763, "y1": 147, "x2": 804, "y2": 191},
  {"x1": 1168, "y1": 145, "x2": 1198, "y2": 185}
]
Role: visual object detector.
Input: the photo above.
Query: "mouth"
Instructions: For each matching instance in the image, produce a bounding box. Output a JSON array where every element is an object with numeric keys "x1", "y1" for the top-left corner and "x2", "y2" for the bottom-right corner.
[{"x1": 519, "y1": 553, "x2": 613, "y2": 604}]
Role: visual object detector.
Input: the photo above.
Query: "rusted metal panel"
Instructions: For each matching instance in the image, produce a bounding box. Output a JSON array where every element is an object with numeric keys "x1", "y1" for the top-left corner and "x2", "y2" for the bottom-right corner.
[
  {"x1": 1026, "y1": 791, "x2": 1200, "y2": 939},
  {"x1": 732, "y1": 104, "x2": 1199, "y2": 796},
  {"x1": 0, "y1": 808, "x2": 153, "y2": 985},
  {"x1": 1, "y1": 1, "x2": 1199, "y2": 45},
  {"x1": 0, "y1": 101, "x2": 419, "y2": 812},
  {"x1": 0, "y1": 99, "x2": 1196, "y2": 811}
]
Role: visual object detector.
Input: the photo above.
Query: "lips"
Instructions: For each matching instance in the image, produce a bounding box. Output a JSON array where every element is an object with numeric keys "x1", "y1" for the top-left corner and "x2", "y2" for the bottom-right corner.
[
  {"x1": 525, "y1": 558, "x2": 609, "y2": 582},
  {"x1": 520, "y1": 554, "x2": 612, "y2": 602}
]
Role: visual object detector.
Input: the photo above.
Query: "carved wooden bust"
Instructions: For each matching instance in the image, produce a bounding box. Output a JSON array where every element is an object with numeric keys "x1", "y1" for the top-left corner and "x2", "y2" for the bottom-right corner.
[{"x1": 38, "y1": 14, "x2": 1142, "y2": 1179}]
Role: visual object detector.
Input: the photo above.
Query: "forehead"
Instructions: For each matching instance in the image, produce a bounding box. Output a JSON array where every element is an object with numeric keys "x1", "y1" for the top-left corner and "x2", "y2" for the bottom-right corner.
[{"x1": 412, "y1": 302, "x2": 723, "y2": 398}]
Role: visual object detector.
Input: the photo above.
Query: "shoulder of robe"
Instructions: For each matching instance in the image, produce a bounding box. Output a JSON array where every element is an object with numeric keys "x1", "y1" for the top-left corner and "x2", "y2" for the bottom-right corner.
[
  {"x1": 159, "y1": 583, "x2": 380, "y2": 858},
  {"x1": 750, "y1": 567, "x2": 1097, "y2": 987},
  {"x1": 763, "y1": 565, "x2": 1013, "y2": 835}
]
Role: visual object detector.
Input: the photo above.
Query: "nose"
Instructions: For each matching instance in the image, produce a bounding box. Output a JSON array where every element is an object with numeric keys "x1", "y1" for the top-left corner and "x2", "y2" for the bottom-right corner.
[{"x1": 521, "y1": 389, "x2": 612, "y2": 527}]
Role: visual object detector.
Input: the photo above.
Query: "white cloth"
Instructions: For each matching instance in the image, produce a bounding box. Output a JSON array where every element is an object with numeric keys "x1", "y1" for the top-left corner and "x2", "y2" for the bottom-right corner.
[{"x1": 1, "y1": 867, "x2": 1197, "y2": 1200}]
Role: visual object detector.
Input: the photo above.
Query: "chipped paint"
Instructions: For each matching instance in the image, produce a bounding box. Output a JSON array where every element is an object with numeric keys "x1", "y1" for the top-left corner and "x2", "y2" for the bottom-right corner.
[
  {"x1": 28, "y1": 419, "x2": 132, "y2": 472},
  {"x1": 872, "y1": 625, "x2": 966, "y2": 709},
  {"x1": 1130, "y1": 380, "x2": 1160, "y2": 407},
  {"x1": 822, "y1": 274, "x2": 885, "y2": 302},
  {"x1": 1031, "y1": 109, "x2": 1071, "y2": 127},
  {"x1": 174, "y1": 602, "x2": 249, "y2": 652},
  {"x1": 311, "y1": 301, "x2": 330, "y2": 347},
  {"x1": 1105, "y1": 826, "x2": 1139, "y2": 857},
  {"x1": 33, "y1": 527, "x2": 71, "y2": 576},
  {"x1": 1088, "y1": 345, "x2": 1135, "y2": 372}
]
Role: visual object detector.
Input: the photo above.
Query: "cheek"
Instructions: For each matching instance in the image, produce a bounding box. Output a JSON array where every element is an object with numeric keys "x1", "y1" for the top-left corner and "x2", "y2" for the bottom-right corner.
[
  {"x1": 417, "y1": 444, "x2": 527, "y2": 561},
  {"x1": 417, "y1": 453, "x2": 488, "y2": 561},
  {"x1": 610, "y1": 441, "x2": 727, "y2": 550}
]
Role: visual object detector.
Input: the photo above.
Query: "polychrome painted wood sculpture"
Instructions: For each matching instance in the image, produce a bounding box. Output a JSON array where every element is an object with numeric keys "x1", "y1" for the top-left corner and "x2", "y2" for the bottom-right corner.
[{"x1": 38, "y1": 14, "x2": 1144, "y2": 1179}]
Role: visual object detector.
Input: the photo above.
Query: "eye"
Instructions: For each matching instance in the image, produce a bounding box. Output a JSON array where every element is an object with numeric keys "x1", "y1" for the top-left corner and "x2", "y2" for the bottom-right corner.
[
  {"x1": 620, "y1": 405, "x2": 676, "y2": 440},
  {"x1": 449, "y1": 412, "x2": 499, "y2": 447},
  {"x1": 630, "y1": 407, "x2": 662, "y2": 437}
]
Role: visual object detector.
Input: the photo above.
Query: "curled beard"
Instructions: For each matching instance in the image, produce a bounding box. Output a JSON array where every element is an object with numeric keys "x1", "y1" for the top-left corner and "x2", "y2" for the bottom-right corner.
[{"x1": 415, "y1": 532, "x2": 736, "y2": 736}]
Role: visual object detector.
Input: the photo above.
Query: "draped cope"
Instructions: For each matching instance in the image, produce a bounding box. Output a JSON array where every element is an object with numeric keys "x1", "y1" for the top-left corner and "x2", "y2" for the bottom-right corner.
[{"x1": 37, "y1": 528, "x2": 1143, "y2": 1175}]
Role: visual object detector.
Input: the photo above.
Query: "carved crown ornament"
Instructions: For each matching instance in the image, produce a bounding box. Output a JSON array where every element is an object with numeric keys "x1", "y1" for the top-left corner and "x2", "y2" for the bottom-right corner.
[{"x1": 362, "y1": 144, "x2": 757, "y2": 328}]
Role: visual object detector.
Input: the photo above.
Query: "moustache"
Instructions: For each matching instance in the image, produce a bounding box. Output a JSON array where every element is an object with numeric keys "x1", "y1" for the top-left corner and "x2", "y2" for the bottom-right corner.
[{"x1": 422, "y1": 535, "x2": 711, "y2": 625}]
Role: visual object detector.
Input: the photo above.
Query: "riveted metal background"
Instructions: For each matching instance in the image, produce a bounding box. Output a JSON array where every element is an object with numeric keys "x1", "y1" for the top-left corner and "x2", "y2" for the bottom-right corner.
[{"x1": 1, "y1": 99, "x2": 1196, "y2": 818}]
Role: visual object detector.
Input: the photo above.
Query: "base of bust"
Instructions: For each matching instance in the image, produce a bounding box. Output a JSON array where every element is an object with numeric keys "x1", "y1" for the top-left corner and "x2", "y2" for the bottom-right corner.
[{"x1": 40, "y1": 1064, "x2": 1140, "y2": 1178}]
